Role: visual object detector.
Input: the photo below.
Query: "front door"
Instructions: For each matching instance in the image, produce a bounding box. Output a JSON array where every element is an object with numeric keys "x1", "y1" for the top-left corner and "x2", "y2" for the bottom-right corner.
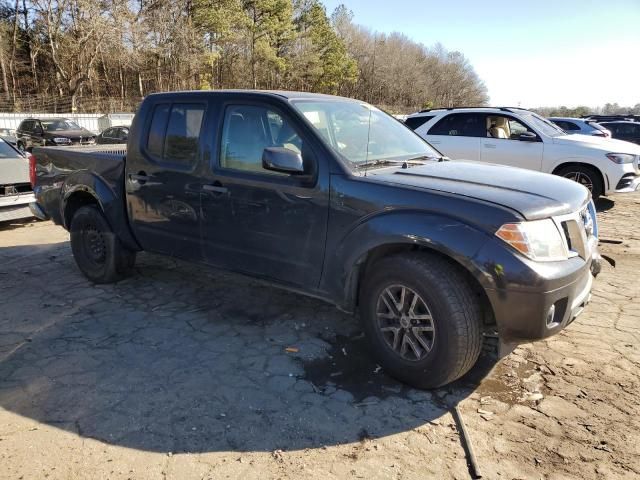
[
  {"x1": 125, "y1": 101, "x2": 207, "y2": 261},
  {"x1": 200, "y1": 102, "x2": 329, "y2": 289},
  {"x1": 480, "y1": 114, "x2": 544, "y2": 171}
]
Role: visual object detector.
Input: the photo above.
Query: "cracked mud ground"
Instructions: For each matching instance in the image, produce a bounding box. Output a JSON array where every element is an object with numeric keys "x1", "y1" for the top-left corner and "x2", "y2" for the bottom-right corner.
[{"x1": 0, "y1": 194, "x2": 638, "y2": 480}]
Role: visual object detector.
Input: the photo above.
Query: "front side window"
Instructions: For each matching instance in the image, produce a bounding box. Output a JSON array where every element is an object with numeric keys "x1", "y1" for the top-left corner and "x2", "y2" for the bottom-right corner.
[
  {"x1": 292, "y1": 100, "x2": 440, "y2": 167},
  {"x1": 220, "y1": 105, "x2": 302, "y2": 174},
  {"x1": 486, "y1": 115, "x2": 536, "y2": 139},
  {"x1": 428, "y1": 113, "x2": 485, "y2": 137}
]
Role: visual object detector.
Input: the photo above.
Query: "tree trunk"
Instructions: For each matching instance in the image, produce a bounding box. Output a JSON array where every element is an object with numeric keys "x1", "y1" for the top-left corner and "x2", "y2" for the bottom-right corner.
[
  {"x1": 138, "y1": 71, "x2": 144, "y2": 97},
  {"x1": 0, "y1": 46, "x2": 10, "y2": 101}
]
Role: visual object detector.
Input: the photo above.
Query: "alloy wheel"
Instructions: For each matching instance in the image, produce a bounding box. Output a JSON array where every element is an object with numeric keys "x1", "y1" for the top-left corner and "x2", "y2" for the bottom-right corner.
[
  {"x1": 563, "y1": 171, "x2": 593, "y2": 192},
  {"x1": 376, "y1": 284, "x2": 436, "y2": 361}
]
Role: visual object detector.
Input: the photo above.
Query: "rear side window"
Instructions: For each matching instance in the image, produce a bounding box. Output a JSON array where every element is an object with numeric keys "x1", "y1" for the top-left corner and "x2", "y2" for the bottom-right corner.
[
  {"x1": 404, "y1": 115, "x2": 434, "y2": 131},
  {"x1": 164, "y1": 104, "x2": 205, "y2": 165},
  {"x1": 428, "y1": 113, "x2": 485, "y2": 137},
  {"x1": 19, "y1": 120, "x2": 33, "y2": 131},
  {"x1": 147, "y1": 104, "x2": 170, "y2": 158},
  {"x1": 554, "y1": 120, "x2": 579, "y2": 131},
  {"x1": 146, "y1": 103, "x2": 205, "y2": 166}
]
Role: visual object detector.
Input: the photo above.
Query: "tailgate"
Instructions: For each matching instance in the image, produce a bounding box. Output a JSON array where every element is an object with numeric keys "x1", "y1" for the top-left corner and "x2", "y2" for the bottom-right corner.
[{"x1": 0, "y1": 154, "x2": 29, "y2": 185}]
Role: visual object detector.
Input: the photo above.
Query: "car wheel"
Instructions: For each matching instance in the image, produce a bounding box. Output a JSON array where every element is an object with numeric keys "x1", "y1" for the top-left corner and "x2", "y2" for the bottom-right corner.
[
  {"x1": 555, "y1": 165, "x2": 603, "y2": 200},
  {"x1": 360, "y1": 252, "x2": 482, "y2": 389},
  {"x1": 70, "y1": 205, "x2": 136, "y2": 283}
]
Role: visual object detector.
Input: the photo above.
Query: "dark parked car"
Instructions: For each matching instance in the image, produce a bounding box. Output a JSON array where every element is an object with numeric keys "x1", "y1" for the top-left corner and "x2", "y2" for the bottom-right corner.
[
  {"x1": 29, "y1": 90, "x2": 601, "y2": 389},
  {"x1": 16, "y1": 117, "x2": 95, "y2": 152},
  {"x1": 96, "y1": 126, "x2": 129, "y2": 144},
  {"x1": 0, "y1": 138, "x2": 35, "y2": 222},
  {"x1": 599, "y1": 121, "x2": 640, "y2": 145}
]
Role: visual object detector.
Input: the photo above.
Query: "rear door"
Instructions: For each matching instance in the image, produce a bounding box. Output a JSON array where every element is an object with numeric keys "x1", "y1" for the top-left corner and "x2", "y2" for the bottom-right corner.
[
  {"x1": 199, "y1": 98, "x2": 329, "y2": 289},
  {"x1": 423, "y1": 113, "x2": 484, "y2": 160},
  {"x1": 480, "y1": 114, "x2": 544, "y2": 171},
  {"x1": 125, "y1": 99, "x2": 207, "y2": 261}
]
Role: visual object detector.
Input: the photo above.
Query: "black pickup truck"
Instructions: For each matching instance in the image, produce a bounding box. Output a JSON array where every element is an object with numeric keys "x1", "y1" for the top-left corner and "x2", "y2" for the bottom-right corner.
[{"x1": 30, "y1": 91, "x2": 601, "y2": 388}]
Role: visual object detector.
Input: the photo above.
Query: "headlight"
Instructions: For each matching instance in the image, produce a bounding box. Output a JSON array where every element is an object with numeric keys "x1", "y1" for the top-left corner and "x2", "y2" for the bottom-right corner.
[
  {"x1": 53, "y1": 137, "x2": 71, "y2": 144},
  {"x1": 495, "y1": 219, "x2": 568, "y2": 261},
  {"x1": 606, "y1": 153, "x2": 635, "y2": 164}
]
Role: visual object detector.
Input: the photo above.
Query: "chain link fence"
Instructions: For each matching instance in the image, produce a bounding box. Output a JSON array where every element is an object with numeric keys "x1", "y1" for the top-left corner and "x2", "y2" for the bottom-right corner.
[{"x1": 0, "y1": 95, "x2": 143, "y2": 114}]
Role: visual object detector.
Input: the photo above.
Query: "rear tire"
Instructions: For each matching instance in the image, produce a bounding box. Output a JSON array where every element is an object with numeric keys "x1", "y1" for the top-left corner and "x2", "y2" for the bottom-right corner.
[
  {"x1": 360, "y1": 253, "x2": 482, "y2": 389},
  {"x1": 555, "y1": 165, "x2": 603, "y2": 200},
  {"x1": 70, "y1": 205, "x2": 136, "y2": 283}
]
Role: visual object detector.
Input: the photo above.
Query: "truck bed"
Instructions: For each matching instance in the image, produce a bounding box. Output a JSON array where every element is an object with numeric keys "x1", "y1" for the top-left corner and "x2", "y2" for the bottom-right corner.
[{"x1": 32, "y1": 144, "x2": 128, "y2": 226}]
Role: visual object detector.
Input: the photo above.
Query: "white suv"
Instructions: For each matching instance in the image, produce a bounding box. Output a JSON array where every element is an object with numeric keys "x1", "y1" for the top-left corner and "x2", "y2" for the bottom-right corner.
[{"x1": 405, "y1": 107, "x2": 640, "y2": 199}]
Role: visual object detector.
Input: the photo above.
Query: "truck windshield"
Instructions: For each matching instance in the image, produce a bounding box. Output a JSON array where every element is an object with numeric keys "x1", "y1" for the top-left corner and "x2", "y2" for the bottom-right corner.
[
  {"x1": 291, "y1": 100, "x2": 442, "y2": 168},
  {"x1": 42, "y1": 120, "x2": 81, "y2": 131}
]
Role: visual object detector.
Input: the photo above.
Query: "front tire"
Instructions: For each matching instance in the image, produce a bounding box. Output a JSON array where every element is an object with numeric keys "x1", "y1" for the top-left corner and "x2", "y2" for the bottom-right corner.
[
  {"x1": 70, "y1": 205, "x2": 136, "y2": 283},
  {"x1": 555, "y1": 165, "x2": 603, "y2": 200},
  {"x1": 360, "y1": 253, "x2": 482, "y2": 389}
]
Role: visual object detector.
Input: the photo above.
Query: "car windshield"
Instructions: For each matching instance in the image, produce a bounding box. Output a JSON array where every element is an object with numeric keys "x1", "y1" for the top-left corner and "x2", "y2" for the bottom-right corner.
[
  {"x1": 291, "y1": 100, "x2": 442, "y2": 169},
  {"x1": 522, "y1": 113, "x2": 566, "y2": 137},
  {"x1": 41, "y1": 120, "x2": 81, "y2": 131}
]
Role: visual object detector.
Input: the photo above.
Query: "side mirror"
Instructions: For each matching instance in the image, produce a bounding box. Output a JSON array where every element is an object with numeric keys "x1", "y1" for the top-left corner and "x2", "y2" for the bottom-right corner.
[
  {"x1": 262, "y1": 147, "x2": 304, "y2": 174},
  {"x1": 518, "y1": 131, "x2": 538, "y2": 142}
]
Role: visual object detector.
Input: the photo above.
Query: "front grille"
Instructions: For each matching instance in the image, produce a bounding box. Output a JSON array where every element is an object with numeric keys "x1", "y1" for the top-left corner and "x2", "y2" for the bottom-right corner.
[{"x1": 555, "y1": 203, "x2": 596, "y2": 260}]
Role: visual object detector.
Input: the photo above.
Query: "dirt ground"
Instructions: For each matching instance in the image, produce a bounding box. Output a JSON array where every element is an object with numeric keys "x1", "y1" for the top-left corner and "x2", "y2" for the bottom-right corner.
[{"x1": 0, "y1": 193, "x2": 638, "y2": 480}]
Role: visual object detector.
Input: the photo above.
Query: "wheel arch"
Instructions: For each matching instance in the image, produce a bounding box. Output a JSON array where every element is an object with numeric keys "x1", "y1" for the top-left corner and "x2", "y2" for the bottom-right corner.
[
  {"x1": 326, "y1": 211, "x2": 497, "y2": 329},
  {"x1": 552, "y1": 161, "x2": 606, "y2": 193},
  {"x1": 348, "y1": 242, "x2": 496, "y2": 330},
  {"x1": 61, "y1": 172, "x2": 141, "y2": 251}
]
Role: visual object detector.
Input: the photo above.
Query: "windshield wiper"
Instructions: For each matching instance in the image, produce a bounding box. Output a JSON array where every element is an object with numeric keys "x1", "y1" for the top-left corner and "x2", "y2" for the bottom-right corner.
[{"x1": 354, "y1": 156, "x2": 442, "y2": 170}]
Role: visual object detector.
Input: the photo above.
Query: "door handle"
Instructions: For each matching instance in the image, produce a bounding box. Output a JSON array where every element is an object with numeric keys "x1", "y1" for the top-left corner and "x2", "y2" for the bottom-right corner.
[
  {"x1": 430, "y1": 140, "x2": 441, "y2": 145},
  {"x1": 202, "y1": 183, "x2": 229, "y2": 195},
  {"x1": 483, "y1": 144, "x2": 496, "y2": 149},
  {"x1": 129, "y1": 172, "x2": 159, "y2": 186}
]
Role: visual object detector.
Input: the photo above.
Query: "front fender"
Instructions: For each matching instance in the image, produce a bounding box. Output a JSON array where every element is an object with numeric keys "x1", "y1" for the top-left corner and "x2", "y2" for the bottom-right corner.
[
  {"x1": 61, "y1": 171, "x2": 140, "y2": 251},
  {"x1": 321, "y1": 210, "x2": 494, "y2": 310}
]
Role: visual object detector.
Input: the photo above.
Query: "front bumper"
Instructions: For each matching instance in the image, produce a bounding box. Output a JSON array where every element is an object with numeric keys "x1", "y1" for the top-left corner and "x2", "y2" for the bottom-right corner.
[
  {"x1": 476, "y1": 237, "x2": 601, "y2": 344},
  {"x1": 614, "y1": 173, "x2": 640, "y2": 192}
]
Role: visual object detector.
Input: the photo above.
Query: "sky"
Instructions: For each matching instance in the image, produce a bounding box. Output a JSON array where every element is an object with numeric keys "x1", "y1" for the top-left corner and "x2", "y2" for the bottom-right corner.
[{"x1": 321, "y1": 0, "x2": 640, "y2": 108}]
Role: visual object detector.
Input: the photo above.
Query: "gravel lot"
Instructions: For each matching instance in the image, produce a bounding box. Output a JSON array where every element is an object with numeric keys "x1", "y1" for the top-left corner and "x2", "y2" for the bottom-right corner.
[{"x1": 0, "y1": 193, "x2": 638, "y2": 479}]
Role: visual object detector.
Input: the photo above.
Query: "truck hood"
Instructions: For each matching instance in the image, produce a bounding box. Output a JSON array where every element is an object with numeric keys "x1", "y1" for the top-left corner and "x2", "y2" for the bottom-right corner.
[
  {"x1": 553, "y1": 134, "x2": 640, "y2": 154},
  {"x1": 371, "y1": 161, "x2": 589, "y2": 221}
]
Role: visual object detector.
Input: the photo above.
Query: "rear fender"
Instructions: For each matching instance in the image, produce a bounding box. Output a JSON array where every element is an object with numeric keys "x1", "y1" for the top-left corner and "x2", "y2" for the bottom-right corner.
[{"x1": 61, "y1": 171, "x2": 140, "y2": 251}]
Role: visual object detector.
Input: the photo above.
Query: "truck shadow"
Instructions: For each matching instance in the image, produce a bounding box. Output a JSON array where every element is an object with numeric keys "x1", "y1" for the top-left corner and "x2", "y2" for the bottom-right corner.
[{"x1": 0, "y1": 242, "x2": 498, "y2": 453}]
